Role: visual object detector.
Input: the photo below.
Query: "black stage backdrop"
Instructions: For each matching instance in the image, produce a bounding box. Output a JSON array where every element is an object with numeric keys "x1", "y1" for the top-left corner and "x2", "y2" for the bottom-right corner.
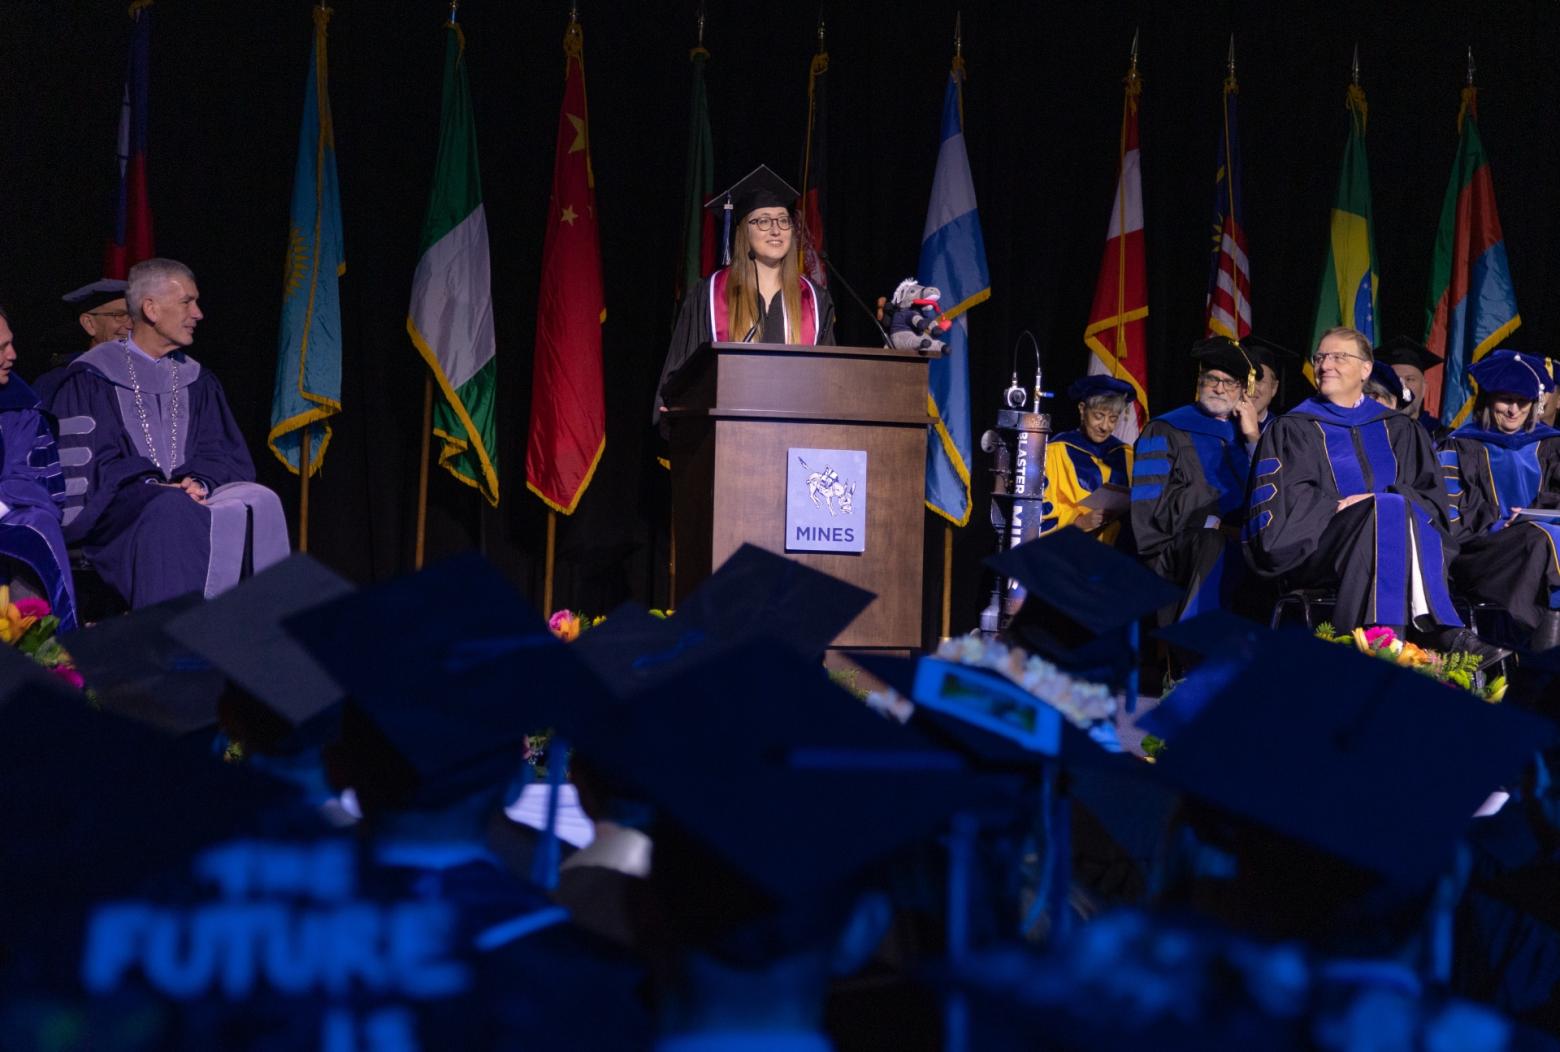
[{"x1": 3, "y1": 1, "x2": 1557, "y2": 638}]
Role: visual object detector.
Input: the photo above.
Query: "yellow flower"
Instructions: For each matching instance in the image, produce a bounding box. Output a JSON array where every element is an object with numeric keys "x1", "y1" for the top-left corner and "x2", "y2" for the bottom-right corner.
[
  {"x1": 1486, "y1": 676, "x2": 1508, "y2": 703},
  {"x1": 1395, "y1": 642, "x2": 1433, "y2": 667},
  {"x1": 0, "y1": 585, "x2": 38, "y2": 645}
]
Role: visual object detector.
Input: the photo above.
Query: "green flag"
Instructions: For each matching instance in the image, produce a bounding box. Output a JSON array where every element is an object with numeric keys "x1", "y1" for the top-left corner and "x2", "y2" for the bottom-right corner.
[
  {"x1": 1309, "y1": 82, "x2": 1379, "y2": 373},
  {"x1": 407, "y1": 22, "x2": 499, "y2": 505},
  {"x1": 676, "y1": 42, "x2": 714, "y2": 301}
]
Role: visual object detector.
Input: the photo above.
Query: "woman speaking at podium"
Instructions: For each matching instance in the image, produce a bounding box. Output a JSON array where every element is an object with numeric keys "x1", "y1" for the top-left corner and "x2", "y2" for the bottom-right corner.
[{"x1": 654, "y1": 165, "x2": 835, "y2": 427}]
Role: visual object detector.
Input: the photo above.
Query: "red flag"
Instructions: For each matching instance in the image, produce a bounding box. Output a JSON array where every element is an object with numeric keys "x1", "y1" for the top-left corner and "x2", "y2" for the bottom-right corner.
[
  {"x1": 525, "y1": 17, "x2": 606, "y2": 515},
  {"x1": 104, "y1": 0, "x2": 155, "y2": 279},
  {"x1": 799, "y1": 45, "x2": 828, "y2": 286},
  {"x1": 1084, "y1": 62, "x2": 1149, "y2": 441}
]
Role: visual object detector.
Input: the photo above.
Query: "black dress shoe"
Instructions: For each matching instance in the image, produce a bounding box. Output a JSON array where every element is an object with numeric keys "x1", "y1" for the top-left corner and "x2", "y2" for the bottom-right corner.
[{"x1": 1432, "y1": 627, "x2": 1513, "y2": 673}]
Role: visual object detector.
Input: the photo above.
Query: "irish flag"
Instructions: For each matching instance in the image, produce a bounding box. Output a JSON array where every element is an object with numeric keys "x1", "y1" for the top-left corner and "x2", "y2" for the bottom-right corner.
[
  {"x1": 407, "y1": 20, "x2": 500, "y2": 506},
  {"x1": 1427, "y1": 86, "x2": 1520, "y2": 426},
  {"x1": 1084, "y1": 61, "x2": 1148, "y2": 442}
]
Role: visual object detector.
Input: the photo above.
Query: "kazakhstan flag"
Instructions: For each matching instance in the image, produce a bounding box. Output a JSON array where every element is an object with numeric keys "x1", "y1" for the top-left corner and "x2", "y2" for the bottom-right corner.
[
  {"x1": 1309, "y1": 82, "x2": 1377, "y2": 365},
  {"x1": 920, "y1": 58, "x2": 990, "y2": 526},
  {"x1": 269, "y1": 5, "x2": 344, "y2": 476}
]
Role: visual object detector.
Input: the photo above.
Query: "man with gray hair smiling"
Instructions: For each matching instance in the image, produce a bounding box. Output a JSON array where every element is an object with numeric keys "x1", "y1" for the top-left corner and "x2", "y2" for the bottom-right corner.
[{"x1": 48, "y1": 258, "x2": 289, "y2": 609}]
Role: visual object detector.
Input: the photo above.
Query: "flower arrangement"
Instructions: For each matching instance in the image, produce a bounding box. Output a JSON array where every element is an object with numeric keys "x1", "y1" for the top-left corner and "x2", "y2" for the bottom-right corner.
[
  {"x1": 1313, "y1": 622, "x2": 1504, "y2": 702},
  {"x1": 0, "y1": 585, "x2": 83, "y2": 689},
  {"x1": 546, "y1": 607, "x2": 668, "y2": 643}
]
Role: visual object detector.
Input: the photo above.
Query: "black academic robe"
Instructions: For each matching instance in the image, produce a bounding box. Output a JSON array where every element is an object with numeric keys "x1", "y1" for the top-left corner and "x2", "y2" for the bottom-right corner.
[
  {"x1": 1244, "y1": 397, "x2": 1461, "y2": 631},
  {"x1": 653, "y1": 267, "x2": 834, "y2": 427},
  {"x1": 1129, "y1": 405, "x2": 1266, "y2": 622},
  {"x1": 1439, "y1": 424, "x2": 1560, "y2": 631}
]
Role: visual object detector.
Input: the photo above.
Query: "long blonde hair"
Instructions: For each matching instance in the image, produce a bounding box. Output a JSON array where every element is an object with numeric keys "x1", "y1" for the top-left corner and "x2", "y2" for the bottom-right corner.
[{"x1": 724, "y1": 212, "x2": 804, "y2": 342}]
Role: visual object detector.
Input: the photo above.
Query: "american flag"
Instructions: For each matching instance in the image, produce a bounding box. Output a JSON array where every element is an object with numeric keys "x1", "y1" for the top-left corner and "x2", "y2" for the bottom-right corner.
[{"x1": 1205, "y1": 55, "x2": 1250, "y2": 341}]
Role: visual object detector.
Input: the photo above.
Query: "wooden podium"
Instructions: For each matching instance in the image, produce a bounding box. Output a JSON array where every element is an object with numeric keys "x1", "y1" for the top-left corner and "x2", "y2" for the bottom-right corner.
[{"x1": 661, "y1": 341, "x2": 937, "y2": 649}]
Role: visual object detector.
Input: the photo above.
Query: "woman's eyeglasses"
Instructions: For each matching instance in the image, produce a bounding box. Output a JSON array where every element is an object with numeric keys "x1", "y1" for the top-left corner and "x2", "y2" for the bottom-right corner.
[{"x1": 747, "y1": 215, "x2": 793, "y2": 232}]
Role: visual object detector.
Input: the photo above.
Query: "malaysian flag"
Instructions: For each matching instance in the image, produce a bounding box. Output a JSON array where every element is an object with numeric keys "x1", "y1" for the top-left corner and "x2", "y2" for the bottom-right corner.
[{"x1": 1205, "y1": 42, "x2": 1250, "y2": 341}]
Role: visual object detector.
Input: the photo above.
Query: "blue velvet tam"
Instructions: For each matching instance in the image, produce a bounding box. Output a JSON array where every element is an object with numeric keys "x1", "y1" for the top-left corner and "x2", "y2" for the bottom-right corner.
[
  {"x1": 1470, "y1": 349, "x2": 1550, "y2": 400},
  {"x1": 1067, "y1": 375, "x2": 1136, "y2": 404},
  {"x1": 1368, "y1": 360, "x2": 1411, "y2": 405}
]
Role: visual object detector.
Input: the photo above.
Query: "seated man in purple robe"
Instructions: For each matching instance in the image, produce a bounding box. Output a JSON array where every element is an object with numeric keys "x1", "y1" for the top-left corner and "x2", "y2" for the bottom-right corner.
[
  {"x1": 0, "y1": 307, "x2": 77, "y2": 630},
  {"x1": 49, "y1": 258, "x2": 288, "y2": 609}
]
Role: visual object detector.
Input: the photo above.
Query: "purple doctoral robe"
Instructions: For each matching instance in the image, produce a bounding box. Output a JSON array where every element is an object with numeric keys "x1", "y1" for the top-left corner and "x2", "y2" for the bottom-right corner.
[
  {"x1": 49, "y1": 340, "x2": 289, "y2": 609},
  {"x1": 0, "y1": 377, "x2": 77, "y2": 631}
]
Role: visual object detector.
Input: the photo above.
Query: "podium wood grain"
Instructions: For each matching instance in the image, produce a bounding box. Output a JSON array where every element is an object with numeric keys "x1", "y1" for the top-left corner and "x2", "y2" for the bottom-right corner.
[{"x1": 664, "y1": 342, "x2": 935, "y2": 648}]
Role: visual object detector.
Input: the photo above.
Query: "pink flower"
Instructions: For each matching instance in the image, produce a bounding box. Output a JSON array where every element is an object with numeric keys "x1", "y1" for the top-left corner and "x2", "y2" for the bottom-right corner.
[
  {"x1": 1362, "y1": 626, "x2": 1398, "y2": 650},
  {"x1": 13, "y1": 597, "x2": 51, "y2": 620},
  {"x1": 49, "y1": 665, "x2": 84, "y2": 690},
  {"x1": 547, "y1": 609, "x2": 582, "y2": 643}
]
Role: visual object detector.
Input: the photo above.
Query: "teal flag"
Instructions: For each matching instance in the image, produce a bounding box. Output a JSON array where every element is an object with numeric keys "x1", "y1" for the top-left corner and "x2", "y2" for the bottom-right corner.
[{"x1": 269, "y1": 6, "x2": 344, "y2": 476}]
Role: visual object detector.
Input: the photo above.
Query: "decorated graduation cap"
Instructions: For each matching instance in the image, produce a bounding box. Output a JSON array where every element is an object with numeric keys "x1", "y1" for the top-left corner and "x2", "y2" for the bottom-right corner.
[
  {"x1": 1470, "y1": 348, "x2": 1551, "y2": 400},
  {"x1": 989, "y1": 529, "x2": 1180, "y2": 686},
  {"x1": 1151, "y1": 629, "x2": 1552, "y2": 888},
  {"x1": 66, "y1": 594, "x2": 227, "y2": 736},
  {"x1": 1374, "y1": 335, "x2": 1443, "y2": 373},
  {"x1": 1066, "y1": 375, "x2": 1136, "y2": 404},
  {"x1": 62, "y1": 278, "x2": 128, "y2": 312},
  {"x1": 1190, "y1": 334, "x2": 1294, "y2": 388},
  {"x1": 705, "y1": 164, "x2": 799, "y2": 266},
  {"x1": 283, "y1": 553, "x2": 600, "y2": 811},
  {"x1": 166, "y1": 554, "x2": 353, "y2": 743},
  {"x1": 1367, "y1": 358, "x2": 1412, "y2": 406}
]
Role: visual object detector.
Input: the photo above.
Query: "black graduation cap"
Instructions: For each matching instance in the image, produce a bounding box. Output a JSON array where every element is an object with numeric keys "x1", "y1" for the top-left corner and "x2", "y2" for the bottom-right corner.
[
  {"x1": 704, "y1": 164, "x2": 799, "y2": 221},
  {"x1": 567, "y1": 546, "x2": 873, "y2": 705},
  {"x1": 988, "y1": 530, "x2": 1180, "y2": 683},
  {"x1": 61, "y1": 278, "x2": 128, "y2": 312},
  {"x1": 1151, "y1": 609, "x2": 1270, "y2": 658},
  {"x1": 66, "y1": 594, "x2": 227, "y2": 735},
  {"x1": 1373, "y1": 336, "x2": 1443, "y2": 373},
  {"x1": 677, "y1": 543, "x2": 874, "y2": 658},
  {"x1": 283, "y1": 553, "x2": 601, "y2": 809},
  {"x1": 1152, "y1": 630, "x2": 1553, "y2": 887},
  {"x1": 569, "y1": 637, "x2": 996, "y2": 906},
  {"x1": 166, "y1": 554, "x2": 353, "y2": 731},
  {"x1": 1190, "y1": 334, "x2": 1295, "y2": 384}
]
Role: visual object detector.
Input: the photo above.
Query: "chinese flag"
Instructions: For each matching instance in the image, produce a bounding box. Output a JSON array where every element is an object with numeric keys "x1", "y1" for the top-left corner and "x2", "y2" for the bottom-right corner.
[{"x1": 526, "y1": 17, "x2": 606, "y2": 514}]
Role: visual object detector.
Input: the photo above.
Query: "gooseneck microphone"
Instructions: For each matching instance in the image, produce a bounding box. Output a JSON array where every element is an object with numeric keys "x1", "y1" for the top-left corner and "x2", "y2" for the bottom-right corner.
[{"x1": 817, "y1": 251, "x2": 893, "y2": 349}]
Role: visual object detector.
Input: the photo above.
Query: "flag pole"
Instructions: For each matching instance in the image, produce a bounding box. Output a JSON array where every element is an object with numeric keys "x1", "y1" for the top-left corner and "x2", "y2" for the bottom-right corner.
[
  {"x1": 543, "y1": 511, "x2": 557, "y2": 615},
  {"x1": 940, "y1": 10, "x2": 963, "y2": 642},
  {"x1": 414, "y1": 376, "x2": 432, "y2": 569},
  {"x1": 299, "y1": 429, "x2": 312, "y2": 552}
]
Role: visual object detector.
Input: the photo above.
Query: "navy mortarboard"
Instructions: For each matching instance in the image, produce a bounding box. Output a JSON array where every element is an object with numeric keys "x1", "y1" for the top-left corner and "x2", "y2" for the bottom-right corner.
[
  {"x1": 61, "y1": 278, "x2": 129, "y2": 312},
  {"x1": 1066, "y1": 374, "x2": 1136, "y2": 404},
  {"x1": 66, "y1": 593, "x2": 227, "y2": 736},
  {"x1": 567, "y1": 637, "x2": 995, "y2": 909},
  {"x1": 1153, "y1": 629, "x2": 1552, "y2": 888},
  {"x1": 282, "y1": 553, "x2": 598, "y2": 810},
  {"x1": 1367, "y1": 358, "x2": 1413, "y2": 406},
  {"x1": 989, "y1": 529, "x2": 1180, "y2": 685},
  {"x1": 167, "y1": 553, "x2": 352, "y2": 735}
]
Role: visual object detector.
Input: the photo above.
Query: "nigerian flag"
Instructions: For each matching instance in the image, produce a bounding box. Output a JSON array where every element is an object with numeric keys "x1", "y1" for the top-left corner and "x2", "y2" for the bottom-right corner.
[{"x1": 407, "y1": 21, "x2": 499, "y2": 505}]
